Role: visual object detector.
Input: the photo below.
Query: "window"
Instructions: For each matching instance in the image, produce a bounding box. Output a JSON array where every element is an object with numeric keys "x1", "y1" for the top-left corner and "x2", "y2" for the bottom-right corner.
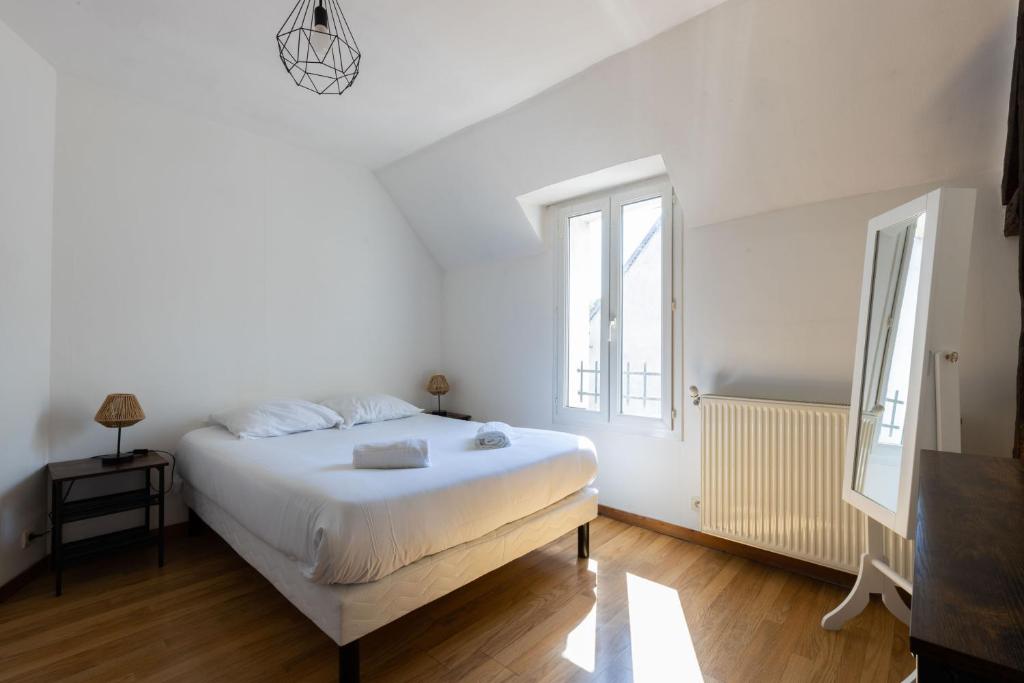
[
  {"x1": 566, "y1": 209, "x2": 604, "y2": 411},
  {"x1": 555, "y1": 178, "x2": 677, "y2": 434}
]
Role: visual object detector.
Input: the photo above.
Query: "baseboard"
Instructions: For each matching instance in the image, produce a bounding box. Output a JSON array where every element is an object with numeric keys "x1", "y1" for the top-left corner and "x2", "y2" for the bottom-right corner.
[
  {"x1": 597, "y1": 505, "x2": 856, "y2": 588},
  {"x1": 0, "y1": 521, "x2": 189, "y2": 603}
]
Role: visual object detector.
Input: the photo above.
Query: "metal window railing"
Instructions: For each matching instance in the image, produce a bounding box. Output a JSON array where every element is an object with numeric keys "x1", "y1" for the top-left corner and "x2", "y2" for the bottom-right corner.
[
  {"x1": 879, "y1": 389, "x2": 905, "y2": 444},
  {"x1": 575, "y1": 360, "x2": 661, "y2": 409},
  {"x1": 576, "y1": 361, "x2": 600, "y2": 402},
  {"x1": 623, "y1": 362, "x2": 661, "y2": 410}
]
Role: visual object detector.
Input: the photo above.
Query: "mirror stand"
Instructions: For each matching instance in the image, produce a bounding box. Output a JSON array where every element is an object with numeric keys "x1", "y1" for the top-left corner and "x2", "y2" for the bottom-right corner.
[
  {"x1": 822, "y1": 518, "x2": 916, "y2": 681},
  {"x1": 822, "y1": 518, "x2": 911, "y2": 629}
]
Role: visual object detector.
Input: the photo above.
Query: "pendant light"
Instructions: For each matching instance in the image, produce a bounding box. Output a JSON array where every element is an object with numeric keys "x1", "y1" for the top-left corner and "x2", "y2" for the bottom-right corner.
[{"x1": 277, "y1": 0, "x2": 361, "y2": 95}]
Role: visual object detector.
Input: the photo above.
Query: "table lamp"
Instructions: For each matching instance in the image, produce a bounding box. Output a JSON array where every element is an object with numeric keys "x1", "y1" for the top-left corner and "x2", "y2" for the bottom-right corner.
[
  {"x1": 94, "y1": 393, "x2": 145, "y2": 465},
  {"x1": 426, "y1": 374, "x2": 450, "y2": 413}
]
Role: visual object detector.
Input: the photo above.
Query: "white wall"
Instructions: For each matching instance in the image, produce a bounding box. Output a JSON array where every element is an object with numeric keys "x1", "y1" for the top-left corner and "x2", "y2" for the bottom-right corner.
[
  {"x1": 1, "y1": 0, "x2": 1015, "y2": 567},
  {"x1": 379, "y1": 0, "x2": 1015, "y2": 269},
  {"x1": 50, "y1": 76, "x2": 443, "y2": 531},
  {"x1": 381, "y1": 0, "x2": 1019, "y2": 531},
  {"x1": 442, "y1": 177, "x2": 1016, "y2": 530},
  {"x1": 0, "y1": 18, "x2": 55, "y2": 585}
]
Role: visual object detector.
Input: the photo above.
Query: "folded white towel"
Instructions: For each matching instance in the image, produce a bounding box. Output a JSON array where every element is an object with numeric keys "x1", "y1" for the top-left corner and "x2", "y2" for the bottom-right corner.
[
  {"x1": 352, "y1": 438, "x2": 430, "y2": 469},
  {"x1": 476, "y1": 422, "x2": 516, "y2": 449}
]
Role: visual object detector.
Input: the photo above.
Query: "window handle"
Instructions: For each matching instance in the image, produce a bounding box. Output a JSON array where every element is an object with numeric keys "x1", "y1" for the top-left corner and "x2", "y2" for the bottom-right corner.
[{"x1": 609, "y1": 317, "x2": 617, "y2": 343}]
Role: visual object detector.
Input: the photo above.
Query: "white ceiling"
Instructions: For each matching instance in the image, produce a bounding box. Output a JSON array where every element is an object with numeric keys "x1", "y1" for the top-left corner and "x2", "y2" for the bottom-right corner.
[{"x1": 0, "y1": 0, "x2": 727, "y2": 168}]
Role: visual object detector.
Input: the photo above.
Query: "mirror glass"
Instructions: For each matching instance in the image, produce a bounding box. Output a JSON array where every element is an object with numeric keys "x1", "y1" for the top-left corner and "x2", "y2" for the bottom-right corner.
[{"x1": 852, "y1": 213, "x2": 926, "y2": 511}]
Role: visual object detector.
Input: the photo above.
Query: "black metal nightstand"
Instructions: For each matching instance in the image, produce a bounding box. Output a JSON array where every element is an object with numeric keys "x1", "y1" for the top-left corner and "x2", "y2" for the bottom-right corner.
[
  {"x1": 47, "y1": 452, "x2": 169, "y2": 596},
  {"x1": 425, "y1": 410, "x2": 472, "y2": 421}
]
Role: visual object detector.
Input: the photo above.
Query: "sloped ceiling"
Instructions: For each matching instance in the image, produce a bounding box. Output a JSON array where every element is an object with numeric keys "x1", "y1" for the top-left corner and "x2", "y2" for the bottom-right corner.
[
  {"x1": 378, "y1": 0, "x2": 1015, "y2": 270},
  {"x1": 0, "y1": 0, "x2": 729, "y2": 169}
]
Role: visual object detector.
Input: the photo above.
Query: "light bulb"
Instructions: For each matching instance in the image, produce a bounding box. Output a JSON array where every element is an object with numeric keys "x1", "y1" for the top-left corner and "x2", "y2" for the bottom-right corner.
[{"x1": 311, "y1": 3, "x2": 332, "y2": 58}]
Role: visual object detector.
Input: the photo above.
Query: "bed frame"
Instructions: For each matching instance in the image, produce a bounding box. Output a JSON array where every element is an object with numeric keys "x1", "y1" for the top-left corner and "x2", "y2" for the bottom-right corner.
[
  {"x1": 186, "y1": 485, "x2": 597, "y2": 682},
  {"x1": 332, "y1": 521, "x2": 590, "y2": 680}
]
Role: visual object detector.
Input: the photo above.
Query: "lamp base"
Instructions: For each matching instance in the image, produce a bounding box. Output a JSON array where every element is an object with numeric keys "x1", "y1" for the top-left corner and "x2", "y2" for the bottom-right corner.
[{"x1": 99, "y1": 452, "x2": 136, "y2": 466}]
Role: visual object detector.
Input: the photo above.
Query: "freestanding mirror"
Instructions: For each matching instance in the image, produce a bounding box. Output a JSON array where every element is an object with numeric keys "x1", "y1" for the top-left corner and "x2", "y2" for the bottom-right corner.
[
  {"x1": 851, "y1": 209, "x2": 930, "y2": 530},
  {"x1": 822, "y1": 189, "x2": 976, "y2": 674}
]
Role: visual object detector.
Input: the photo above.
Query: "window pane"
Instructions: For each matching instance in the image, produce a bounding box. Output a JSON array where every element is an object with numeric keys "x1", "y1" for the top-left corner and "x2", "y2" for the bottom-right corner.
[
  {"x1": 876, "y1": 214, "x2": 925, "y2": 447},
  {"x1": 620, "y1": 197, "x2": 662, "y2": 418},
  {"x1": 566, "y1": 210, "x2": 602, "y2": 411}
]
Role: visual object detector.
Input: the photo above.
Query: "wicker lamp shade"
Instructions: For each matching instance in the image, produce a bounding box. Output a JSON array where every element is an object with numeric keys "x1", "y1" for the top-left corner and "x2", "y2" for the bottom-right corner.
[
  {"x1": 94, "y1": 393, "x2": 145, "y2": 428},
  {"x1": 426, "y1": 374, "x2": 450, "y2": 396}
]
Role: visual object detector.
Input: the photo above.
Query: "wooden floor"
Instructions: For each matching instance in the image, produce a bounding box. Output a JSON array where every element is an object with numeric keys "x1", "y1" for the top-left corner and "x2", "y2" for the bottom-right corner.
[{"x1": 0, "y1": 516, "x2": 914, "y2": 682}]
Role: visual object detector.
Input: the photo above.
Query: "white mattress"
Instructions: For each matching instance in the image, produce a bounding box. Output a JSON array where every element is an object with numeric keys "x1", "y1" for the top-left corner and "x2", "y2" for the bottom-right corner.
[
  {"x1": 176, "y1": 414, "x2": 597, "y2": 584},
  {"x1": 185, "y1": 484, "x2": 598, "y2": 645}
]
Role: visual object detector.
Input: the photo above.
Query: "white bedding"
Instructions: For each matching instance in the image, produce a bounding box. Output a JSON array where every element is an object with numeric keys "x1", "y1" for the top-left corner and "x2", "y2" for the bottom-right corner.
[{"x1": 176, "y1": 414, "x2": 597, "y2": 585}]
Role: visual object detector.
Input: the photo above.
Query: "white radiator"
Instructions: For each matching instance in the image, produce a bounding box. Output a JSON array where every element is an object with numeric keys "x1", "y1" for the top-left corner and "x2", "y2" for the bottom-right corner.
[{"x1": 699, "y1": 394, "x2": 913, "y2": 580}]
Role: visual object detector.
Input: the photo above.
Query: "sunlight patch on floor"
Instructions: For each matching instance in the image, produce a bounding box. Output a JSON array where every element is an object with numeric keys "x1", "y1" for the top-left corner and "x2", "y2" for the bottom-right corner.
[
  {"x1": 562, "y1": 558, "x2": 599, "y2": 672},
  {"x1": 562, "y1": 603, "x2": 598, "y2": 672},
  {"x1": 627, "y1": 572, "x2": 703, "y2": 682}
]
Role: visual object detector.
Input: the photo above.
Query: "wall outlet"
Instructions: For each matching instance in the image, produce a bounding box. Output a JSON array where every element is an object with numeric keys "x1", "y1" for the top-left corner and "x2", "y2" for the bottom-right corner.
[
  {"x1": 20, "y1": 530, "x2": 31, "y2": 549},
  {"x1": 690, "y1": 496, "x2": 701, "y2": 512}
]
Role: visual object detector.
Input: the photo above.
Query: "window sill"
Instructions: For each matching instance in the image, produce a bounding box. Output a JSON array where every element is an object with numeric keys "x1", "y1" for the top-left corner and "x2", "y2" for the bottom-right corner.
[{"x1": 552, "y1": 414, "x2": 679, "y2": 441}]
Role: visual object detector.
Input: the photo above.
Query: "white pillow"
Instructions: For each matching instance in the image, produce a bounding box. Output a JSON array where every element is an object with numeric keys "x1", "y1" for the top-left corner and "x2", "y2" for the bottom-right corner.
[
  {"x1": 211, "y1": 399, "x2": 342, "y2": 439},
  {"x1": 320, "y1": 393, "x2": 422, "y2": 429}
]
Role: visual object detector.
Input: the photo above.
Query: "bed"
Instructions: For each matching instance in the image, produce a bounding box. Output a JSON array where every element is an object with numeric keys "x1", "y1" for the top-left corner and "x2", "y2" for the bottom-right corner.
[{"x1": 176, "y1": 413, "x2": 598, "y2": 681}]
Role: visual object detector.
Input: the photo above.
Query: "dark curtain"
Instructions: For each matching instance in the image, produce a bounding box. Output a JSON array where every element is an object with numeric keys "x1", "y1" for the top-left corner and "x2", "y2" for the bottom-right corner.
[{"x1": 1002, "y1": 0, "x2": 1024, "y2": 458}]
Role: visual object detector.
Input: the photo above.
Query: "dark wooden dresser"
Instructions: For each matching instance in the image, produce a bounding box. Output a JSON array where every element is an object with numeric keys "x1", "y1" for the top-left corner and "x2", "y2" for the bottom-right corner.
[{"x1": 911, "y1": 450, "x2": 1024, "y2": 681}]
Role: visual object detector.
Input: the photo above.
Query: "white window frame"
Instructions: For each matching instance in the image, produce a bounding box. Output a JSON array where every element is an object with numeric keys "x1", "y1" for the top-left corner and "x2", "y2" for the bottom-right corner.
[{"x1": 553, "y1": 177, "x2": 680, "y2": 438}]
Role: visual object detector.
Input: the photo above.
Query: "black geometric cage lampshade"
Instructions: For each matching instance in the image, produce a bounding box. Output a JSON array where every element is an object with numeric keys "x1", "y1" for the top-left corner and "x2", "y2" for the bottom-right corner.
[{"x1": 276, "y1": 0, "x2": 361, "y2": 95}]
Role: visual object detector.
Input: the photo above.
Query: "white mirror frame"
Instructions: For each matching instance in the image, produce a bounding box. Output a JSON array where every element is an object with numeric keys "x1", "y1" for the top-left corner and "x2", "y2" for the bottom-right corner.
[{"x1": 841, "y1": 188, "x2": 976, "y2": 539}]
